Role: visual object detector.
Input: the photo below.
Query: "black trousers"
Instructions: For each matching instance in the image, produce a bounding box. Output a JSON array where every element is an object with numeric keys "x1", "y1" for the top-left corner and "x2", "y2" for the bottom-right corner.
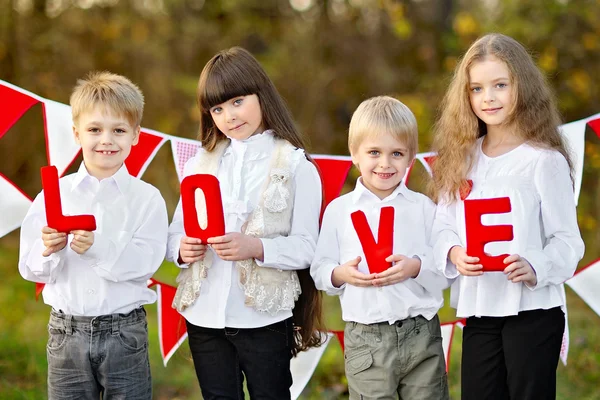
[
  {"x1": 185, "y1": 317, "x2": 294, "y2": 400},
  {"x1": 461, "y1": 307, "x2": 565, "y2": 400}
]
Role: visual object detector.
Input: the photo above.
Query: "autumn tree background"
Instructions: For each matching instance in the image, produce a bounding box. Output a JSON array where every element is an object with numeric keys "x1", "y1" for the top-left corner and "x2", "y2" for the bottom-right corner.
[{"x1": 1, "y1": 0, "x2": 599, "y2": 399}]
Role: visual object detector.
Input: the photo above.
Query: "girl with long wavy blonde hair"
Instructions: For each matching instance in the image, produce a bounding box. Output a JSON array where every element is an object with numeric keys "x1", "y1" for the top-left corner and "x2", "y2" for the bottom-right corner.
[{"x1": 431, "y1": 33, "x2": 584, "y2": 400}]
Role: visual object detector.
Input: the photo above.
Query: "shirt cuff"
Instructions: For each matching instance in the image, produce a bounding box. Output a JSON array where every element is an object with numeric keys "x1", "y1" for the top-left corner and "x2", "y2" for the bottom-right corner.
[
  {"x1": 439, "y1": 241, "x2": 460, "y2": 279},
  {"x1": 412, "y1": 255, "x2": 427, "y2": 287},
  {"x1": 256, "y1": 238, "x2": 277, "y2": 267},
  {"x1": 520, "y1": 252, "x2": 546, "y2": 290}
]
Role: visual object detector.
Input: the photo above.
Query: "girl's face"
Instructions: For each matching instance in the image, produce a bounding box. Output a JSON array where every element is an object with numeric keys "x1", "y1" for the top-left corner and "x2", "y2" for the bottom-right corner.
[
  {"x1": 209, "y1": 94, "x2": 264, "y2": 141},
  {"x1": 468, "y1": 56, "x2": 514, "y2": 132}
]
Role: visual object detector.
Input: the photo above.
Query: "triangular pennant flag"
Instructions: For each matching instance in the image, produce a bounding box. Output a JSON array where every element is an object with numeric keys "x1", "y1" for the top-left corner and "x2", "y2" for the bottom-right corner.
[
  {"x1": 42, "y1": 100, "x2": 81, "y2": 176},
  {"x1": 152, "y1": 280, "x2": 188, "y2": 366},
  {"x1": 566, "y1": 258, "x2": 600, "y2": 318},
  {"x1": 313, "y1": 156, "x2": 352, "y2": 209},
  {"x1": 290, "y1": 333, "x2": 333, "y2": 400},
  {"x1": 587, "y1": 117, "x2": 600, "y2": 138},
  {"x1": 560, "y1": 307, "x2": 569, "y2": 366},
  {"x1": 559, "y1": 117, "x2": 592, "y2": 204},
  {"x1": 440, "y1": 322, "x2": 456, "y2": 372},
  {"x1": 0, "y1": 173, "x2": 33, "y2": 238},
  {"x1": 171, "y1": 138, "x2": 202, "y2": 182},
  {"x1": 35, "y1": 282, "x2": 45, "y2": 301},
  {"x1": 125, "y1": 129, "x2": 167, "y2": 177},
  {"x1": 332, "y1": 329, "x2": 345, "y2": 352},
  {"x1": 416, "y1": 152, "x2": 436, "y2": 177},
  {"x1": 0, "y1": 81, "x2": 40, "y2": 140}
]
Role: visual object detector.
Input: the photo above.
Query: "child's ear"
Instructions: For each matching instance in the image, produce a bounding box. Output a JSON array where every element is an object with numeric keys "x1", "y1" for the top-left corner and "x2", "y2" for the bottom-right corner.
[
  {"x1": 72, "y1": 125, "x2": 81, "y2": 145},
  {"x1": 132, "y1": 125, "x2": 141, "y2": 146}
]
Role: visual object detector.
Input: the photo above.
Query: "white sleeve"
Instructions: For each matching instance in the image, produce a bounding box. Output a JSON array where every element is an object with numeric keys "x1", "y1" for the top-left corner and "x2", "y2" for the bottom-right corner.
[
  {"x1": 80, "y1": 190, "x2": 168, "y2": 282},
  {"x1": 522, "y1": 151, "x2": 585, "y2": 289},
  {"x1": 413, "y1": 198, "x2": 453, "y2": 293},
  {"x1": 18, "y1": 191, "x2": 67, "y2": 283},
  {"x1": 257, "y1": 157, "x2": 322, "y2": 270},
  {"x1": 310, "y1": 200, "x2": 345, "y2": 296},
  {"x1": 432, "y1": 197, "x2": 463, "y2": 279}
]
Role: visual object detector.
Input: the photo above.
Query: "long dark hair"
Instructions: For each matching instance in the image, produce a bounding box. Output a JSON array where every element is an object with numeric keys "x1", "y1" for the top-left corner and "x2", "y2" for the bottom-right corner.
[{"x1": 196, "y1": 47, "x2": 326, "y2": 355}]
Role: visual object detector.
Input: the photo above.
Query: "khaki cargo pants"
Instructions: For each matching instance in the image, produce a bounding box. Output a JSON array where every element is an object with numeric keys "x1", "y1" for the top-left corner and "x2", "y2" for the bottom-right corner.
[{"x1": 344, "y1": 314, "x2": 449, "y2": 400}]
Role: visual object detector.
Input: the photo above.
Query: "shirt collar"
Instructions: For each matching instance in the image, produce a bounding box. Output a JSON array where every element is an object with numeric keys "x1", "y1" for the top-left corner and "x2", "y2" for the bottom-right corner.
[
  {"x1": 71, "y1": 162, "x2": 131, "y2": 194},
  {"x1": 225, "y1": 129, "x2": 275, "y2": 159},
  {"x1": 351, "y1": 177, "x2": 416, "y2": 205}
]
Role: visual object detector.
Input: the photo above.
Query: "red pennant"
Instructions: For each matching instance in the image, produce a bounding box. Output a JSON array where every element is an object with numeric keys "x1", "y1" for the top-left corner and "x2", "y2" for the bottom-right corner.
[
  {"x1": 150, "y1": 279, "x2": 188, "y2": 365},
  {"x1": 333, "y1": 330, "x2": 345, "y2": 352},
  {"x1": 41, "y1": 166, "x2": 97, "y2": 233},
  {"x1": 125, "y1": 130, "x2": 165, "y2": 177},
  {"x1": 460, "y1": 179, "x2": 473, "y2": 201},
  {"x1": 35, "y1": 282, "x2": 45, "y2": 301},
  {"x1": 350, "y1": 206, "x2": 394, "y2": 274},
  {"x1": 588, "y1": 118, "x2": 600, "y2": 138},
  {"x1": 313, "y1": 157, "x2": 352, "y2": 209},
  {"x1": 0, "y1": 83, "x2": 40, "y2": 140},
  {"x1": 464, "y1": 197, "x2": 514, "y2": 272},
  {"x1": 181, "y1": 174, "x2": 225, "y2": 243}
]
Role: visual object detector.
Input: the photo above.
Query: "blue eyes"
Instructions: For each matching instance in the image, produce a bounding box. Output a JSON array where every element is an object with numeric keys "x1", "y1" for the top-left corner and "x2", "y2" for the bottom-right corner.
[{"x1": 211, "y1": 98, "x2": 244, "y2": 114}]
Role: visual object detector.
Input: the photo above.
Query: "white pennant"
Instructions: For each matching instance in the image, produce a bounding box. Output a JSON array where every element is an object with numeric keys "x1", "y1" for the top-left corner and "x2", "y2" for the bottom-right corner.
[
  {"x1": 170, "y1": 137, "x2": 201, "y2": 182},
  {"x1": 566, "y1": 259, "x2": 600, "y2": 317},
  {"x1": 440, "y1": 322, "x2": 455, "y2": 371},
  {"x1": 0, "y1": 174, "x2": 32, "y2": 238},
  {"x1": 42, "y1": 100, "x2": 80, "y2": 176},
  {"x1": 290, "y1": 333, "x2": 333, "y2": 400}
]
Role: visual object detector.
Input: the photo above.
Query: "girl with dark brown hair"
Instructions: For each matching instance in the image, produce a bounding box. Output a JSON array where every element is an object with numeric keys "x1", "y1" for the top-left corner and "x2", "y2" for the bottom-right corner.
[{"x1": 166, "y1": 47, "x2": 325, "y2": 399}]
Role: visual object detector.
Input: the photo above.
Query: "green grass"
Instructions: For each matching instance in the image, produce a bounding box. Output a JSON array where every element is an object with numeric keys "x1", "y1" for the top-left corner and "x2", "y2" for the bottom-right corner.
[{"x1": 1, "y1": 232, "x2": 600, "y2": 399}]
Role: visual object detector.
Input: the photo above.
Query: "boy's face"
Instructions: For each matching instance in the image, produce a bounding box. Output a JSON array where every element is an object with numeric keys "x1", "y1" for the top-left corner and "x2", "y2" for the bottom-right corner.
[
  {"x1": 73, "y1": 106, "x2": 139, "y2": 180},
  {"x1": 351, "y1": 132, "x2": 411, "y2": 200}
]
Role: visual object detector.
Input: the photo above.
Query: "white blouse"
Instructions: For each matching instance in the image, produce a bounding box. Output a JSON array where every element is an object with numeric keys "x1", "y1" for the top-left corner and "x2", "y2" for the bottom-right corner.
[
  {"x1": 433, "y1": 138, "x2": 585, "y2": 318},
  {"x1": 18, "y1": 163, "x2": 169, "y2": 316},
  {"x1": 311, "y1": 178, "x2": 450, "y2": 325},
  {"x1": 166, "y1": 130, "x2": 322, "y2": 329}
]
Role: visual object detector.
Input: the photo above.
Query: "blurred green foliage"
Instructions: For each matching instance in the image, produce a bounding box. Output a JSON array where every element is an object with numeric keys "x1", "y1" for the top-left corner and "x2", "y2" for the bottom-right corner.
[{"x1": 1, "y1": 0, "x2": 600, "y2": 398}]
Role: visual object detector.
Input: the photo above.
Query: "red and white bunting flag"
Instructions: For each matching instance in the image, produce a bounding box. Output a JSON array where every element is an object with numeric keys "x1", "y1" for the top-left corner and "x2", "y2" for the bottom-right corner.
[
  {"x1": 312, "y1": 155, "x2": 352, "y2": 209},
  {"x1": 440, "y1": 322, "x2": 456, "y2": 372},
  {"x1": 560, "y1": 307, "x2": 570, "y2": 365},
  {"x1": 415, "y1": 152, "x2": 436, "y2": 177},
  {"x1": 0, "y1": 173, "x2": 32, "y2": 238},
  {"x1": 170, "y1": 137, "x2": 202, "y2": 182},
  {"x1": 42, "y1": 99, "x2": 80, "y2": 176},
  {"x1": 0, "y1": 80, "x2": 41, "y2": 140},
  {"x1": 290, "y1": 333, "x2": 333, "y2": 400},
  {"x1": 125, "y1": 129, "x2": 167, "y2": 177},
  {"x1": 150, "y1": 279, "x2": 188, "y2": 366},
  {"x1": 566, "y1": 259, "x2": 600, "y2": 318}
]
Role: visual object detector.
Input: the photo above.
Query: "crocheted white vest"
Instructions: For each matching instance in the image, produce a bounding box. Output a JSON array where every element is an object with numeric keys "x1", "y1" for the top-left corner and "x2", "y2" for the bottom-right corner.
[{"x1": 172, "y1": 137, "x2": 302, "y2": 315}]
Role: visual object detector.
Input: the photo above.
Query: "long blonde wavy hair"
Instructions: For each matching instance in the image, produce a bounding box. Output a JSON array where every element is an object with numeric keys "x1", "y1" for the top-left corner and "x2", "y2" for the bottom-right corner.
[{"x1": 430, "y1": 33, "x2": 573, "y2": 202}]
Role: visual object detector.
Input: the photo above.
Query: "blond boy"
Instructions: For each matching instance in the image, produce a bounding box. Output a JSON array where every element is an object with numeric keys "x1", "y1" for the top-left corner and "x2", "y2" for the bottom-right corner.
[
  {"x1": 19, "y1": 72, "x2": 167, "y2": 400},
  {"x1": 311, "y1": 96, "x2": 450, "y2": 400}
]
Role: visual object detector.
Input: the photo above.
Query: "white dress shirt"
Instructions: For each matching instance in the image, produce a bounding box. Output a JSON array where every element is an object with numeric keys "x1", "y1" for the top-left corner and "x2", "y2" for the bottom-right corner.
[
  {"x1": 310, "y1": 178, "x2": 450, "y2": 325},
  {"x1": 166, "y1": 130, "x2": 322, "y2": 329},
  {"x1": 18, "y1": 163, "x2": 168, "y2": 316},
  {"x1": 433, "y1": 139, "x2": 585, "y2": 318}
]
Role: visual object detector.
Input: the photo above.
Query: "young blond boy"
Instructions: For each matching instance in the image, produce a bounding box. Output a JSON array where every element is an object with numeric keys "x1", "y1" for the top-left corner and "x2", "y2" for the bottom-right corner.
[
  {"x1": 19, "y1": 72, "x2": 168, "y2": 400},
  {"x1": 311, "y1": 96, "x2": 450, "y2": 400}
]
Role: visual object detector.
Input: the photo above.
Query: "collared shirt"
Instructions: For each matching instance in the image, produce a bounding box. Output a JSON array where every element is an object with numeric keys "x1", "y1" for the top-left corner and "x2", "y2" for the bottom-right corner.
[
  {"x1": 166, "y1": 130, "x2": 322, "y2": 329},
  {"x1": 310, "y1": 178, "x2": 450, "y2": 325},
  {"x1": 433, "y1": 139, "x2": 585, "y2": 318},
  {"x1": 18, "y1": 163, "x2": 168, "y2": 316}
]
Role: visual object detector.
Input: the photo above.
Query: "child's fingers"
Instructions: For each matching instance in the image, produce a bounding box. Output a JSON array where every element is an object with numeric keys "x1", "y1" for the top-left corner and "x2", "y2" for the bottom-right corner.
[
  {"x1": 503, "y1": 254, "x2": 520, "y2": 264},
  {"x1": 463, "y1": 255, "x2": 480, "y2": 264},
  {"x1": 385, "y1": 254, "x2": 405, "y2": 263},
  {"x1": 373, "y1": 266, "x2": 400, "y2": 279},
  {"x1": 182, "y1": 236, "x2": 204, "y2": 245},
  {"x1": 207, "y1": 235, "x2": 232, "y2": 244},
  {"x1": 503, "y1": 261, "x2": 523, "y2": 274},
  {"x1": 457, "y1": 264, "x2": 483, "y2": 276},
  {"x1": 44, "y1": 237, "x2": 66, "y2": 247}
]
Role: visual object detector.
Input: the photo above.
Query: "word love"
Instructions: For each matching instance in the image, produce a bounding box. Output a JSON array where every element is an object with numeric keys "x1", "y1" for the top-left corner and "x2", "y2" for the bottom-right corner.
[
  {"x1": 464, "y1": 197, "x2": 514, "y2": 272},
  {"x1": 40, "y1": 166, "x2": 96, "y2": 232},
  {"x1": 350, "y1": 207, "x2": 394, "y2": 274},
  {"x1": 181, "y1": 174, "x2": 225, "y2": 243}
]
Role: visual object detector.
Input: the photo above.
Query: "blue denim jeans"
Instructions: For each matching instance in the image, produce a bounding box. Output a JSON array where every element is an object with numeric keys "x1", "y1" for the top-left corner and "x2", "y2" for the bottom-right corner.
[
  {"x1": 46, "y1": 307, "x2": 151, "y2": 400},
  {"x1": 186, "y1": 317, "x2": 294, "y2": 400}
]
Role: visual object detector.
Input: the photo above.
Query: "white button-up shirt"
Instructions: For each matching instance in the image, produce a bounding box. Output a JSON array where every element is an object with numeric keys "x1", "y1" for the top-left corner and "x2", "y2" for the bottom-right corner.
[
  {"x1": 310, "y1": 178, "x2": 450, "y2": 325},
  {"x1": 433, "y1": 139, "x2": 585, "y2": 318},
  {"x1": 167, "y1": 130, "x2": 322, "y2": 329},
  {"x1": 18, "y1": 163, "x2": 168, "y2": 316}
]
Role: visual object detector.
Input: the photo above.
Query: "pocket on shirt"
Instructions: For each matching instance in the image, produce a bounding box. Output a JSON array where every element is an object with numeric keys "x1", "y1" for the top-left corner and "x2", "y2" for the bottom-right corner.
[{"x1": 345, "y1": 346, "x2": 374, "y2": 375}]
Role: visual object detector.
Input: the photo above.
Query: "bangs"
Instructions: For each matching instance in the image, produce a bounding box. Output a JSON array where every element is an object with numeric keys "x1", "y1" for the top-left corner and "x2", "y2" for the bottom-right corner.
[{"x1": 199, "y1": 58, "x2": 261, "y2": 111}]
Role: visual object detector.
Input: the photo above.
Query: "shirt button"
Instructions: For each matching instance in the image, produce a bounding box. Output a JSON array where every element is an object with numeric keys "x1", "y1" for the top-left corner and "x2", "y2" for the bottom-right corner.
[{"x1": 87, "y1": 289, "x2": 96, "y2": 295}]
